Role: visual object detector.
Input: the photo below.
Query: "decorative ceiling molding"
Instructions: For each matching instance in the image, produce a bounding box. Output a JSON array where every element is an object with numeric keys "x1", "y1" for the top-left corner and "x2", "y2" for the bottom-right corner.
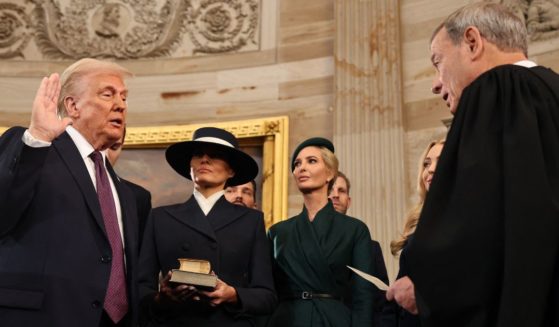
[{"x1": 0, "y1": 0, "x2": 261, "y2": 60}]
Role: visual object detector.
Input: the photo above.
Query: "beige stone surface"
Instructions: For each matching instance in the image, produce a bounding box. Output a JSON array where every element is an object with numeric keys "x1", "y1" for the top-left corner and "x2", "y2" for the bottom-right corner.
[{"x1": 2, "y1": 0, "x2": 559, "y2": 283}]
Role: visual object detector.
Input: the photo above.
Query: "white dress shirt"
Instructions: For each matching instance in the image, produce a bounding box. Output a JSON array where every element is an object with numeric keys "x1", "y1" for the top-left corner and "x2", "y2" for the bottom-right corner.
[
  {"x1": 193, "y1": 189, "x2": 225, "y2": 216},
  {"x1": 514, "y1": 60, "x2": 537, "y2": 68},
  {"x1": 23, "y1": 126, "x2": 125, "y2": 247}
]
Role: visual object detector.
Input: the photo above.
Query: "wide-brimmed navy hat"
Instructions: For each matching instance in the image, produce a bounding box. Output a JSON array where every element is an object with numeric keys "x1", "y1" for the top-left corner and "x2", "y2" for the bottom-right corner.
[
  {"x1": 166, "y1": 127, "x2": 258, "y2": 186},
  {"x1": 291, "y1": 137, "x2": 335, "y2": 171}
]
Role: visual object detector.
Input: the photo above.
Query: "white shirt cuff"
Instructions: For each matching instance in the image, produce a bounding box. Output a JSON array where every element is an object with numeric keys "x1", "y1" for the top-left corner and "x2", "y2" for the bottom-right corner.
[{"x1": 22, "y1": 129, "x2": 52, "y2": 148}]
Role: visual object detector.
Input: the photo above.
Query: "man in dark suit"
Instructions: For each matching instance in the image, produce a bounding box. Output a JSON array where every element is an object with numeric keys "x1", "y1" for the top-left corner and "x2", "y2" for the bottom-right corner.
[
  {"x1": 107, "y1": 127, "x2": 152, "y2": 243},
  {"x1": 329, "y1": 171, "x2": 389, "y2": 327},
  {"x1": 0, "y1": 58, "x2": 139, "y2": 327},
  {"x1": 138, "y1": 127, "x2": 276, "y2": 326}
]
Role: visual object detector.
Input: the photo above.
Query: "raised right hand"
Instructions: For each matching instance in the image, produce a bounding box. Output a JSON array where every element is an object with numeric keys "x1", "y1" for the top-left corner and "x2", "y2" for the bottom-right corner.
[{"x1": 28, "y1": 73, "x2": 73, "y2": 142}]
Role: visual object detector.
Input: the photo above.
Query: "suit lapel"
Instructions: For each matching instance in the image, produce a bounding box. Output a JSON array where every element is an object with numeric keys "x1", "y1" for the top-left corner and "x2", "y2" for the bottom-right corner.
[
  {"x1": 53, "y1": 132, "x2": 106, "y2": 234},
  {"x1": 207, "y1": 196, "x2": 247, "y2": 231},
  {"x1": 165, "y1": 196, "x2": 217, "y2": 241}
]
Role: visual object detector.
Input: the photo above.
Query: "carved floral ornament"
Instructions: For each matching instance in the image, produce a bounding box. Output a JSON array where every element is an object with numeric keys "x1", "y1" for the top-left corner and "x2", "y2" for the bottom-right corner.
[
  {"x1": 493, "y1": 0, "x2": 559, "y2": 41},
  {"x1": 0, "y1": 0, "x2": 260, "y2": 60},
  {"x1": 0, "y1": 3, "x2": 33, "y2": 58}
]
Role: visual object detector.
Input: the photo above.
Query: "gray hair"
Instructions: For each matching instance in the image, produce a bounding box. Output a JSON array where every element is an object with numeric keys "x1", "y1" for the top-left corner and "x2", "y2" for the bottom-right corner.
[
  {"x1": 57, "y1": 58, "x2": 132, "y2": 117},
  {"x1": 432, "y1": 3, "x2": 527, "y2": 56}
]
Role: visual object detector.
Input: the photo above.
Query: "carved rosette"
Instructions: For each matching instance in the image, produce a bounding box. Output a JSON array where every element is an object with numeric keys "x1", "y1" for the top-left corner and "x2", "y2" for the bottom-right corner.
[
  {"x1": 2, "y1": 0, "x2": 262, "y2": 60},
  {"x1": 187, "y1": 0, "x2": 259, "y2": 54},
  {"x1": 0, "y1": 3, "x2": 33, "y2": 59}
]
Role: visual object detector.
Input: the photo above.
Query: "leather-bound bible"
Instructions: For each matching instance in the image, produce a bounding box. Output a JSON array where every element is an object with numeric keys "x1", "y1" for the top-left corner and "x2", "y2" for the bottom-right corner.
[{"x1": 170, "y1": 258, "x2": 217, "y2": 290}]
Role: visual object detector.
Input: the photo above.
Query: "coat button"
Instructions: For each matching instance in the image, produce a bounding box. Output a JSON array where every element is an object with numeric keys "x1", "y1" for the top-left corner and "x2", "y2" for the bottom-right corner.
[
  {"x1": 210, "y1": 243, "x2": 218, "y2": 250},
  {"x1": 100, "y1": 255, "x2": 112, "y2": 263},
  {"x1": 182, "y1": 243, "x2": 190, "y2": 251},
  {"x1": 91, "y1": 300, "x2": 101, "y2": 308}
]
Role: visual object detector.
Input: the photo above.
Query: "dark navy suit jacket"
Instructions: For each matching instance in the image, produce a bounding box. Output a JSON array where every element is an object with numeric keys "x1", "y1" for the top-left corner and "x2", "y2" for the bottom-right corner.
[{"x1": 0, "y1": 127, "x2": 140, "y2": 327}]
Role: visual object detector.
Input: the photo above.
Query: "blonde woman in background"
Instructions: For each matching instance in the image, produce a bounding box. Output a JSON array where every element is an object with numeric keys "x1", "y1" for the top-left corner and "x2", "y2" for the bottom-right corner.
[{"x1": 383, "y1": 139, "x2": 445, "y2": 327}]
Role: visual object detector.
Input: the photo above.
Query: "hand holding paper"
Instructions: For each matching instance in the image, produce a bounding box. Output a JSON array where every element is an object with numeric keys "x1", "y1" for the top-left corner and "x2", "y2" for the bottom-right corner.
[
  {"x1": 348, "y1": 266, "x2": 418, "y2": 314},
  {"x1": 386, "y1": 276, "x2": 418, "y2": 314}
]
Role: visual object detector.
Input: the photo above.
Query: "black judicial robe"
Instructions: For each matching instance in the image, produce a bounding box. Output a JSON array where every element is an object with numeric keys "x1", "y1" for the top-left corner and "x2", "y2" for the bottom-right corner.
[
  {"x1": 267, "y1": 202, "x2": 376, "y2": 327},
  {"x1": 407, "y1": 65, "x2": 559, "y2": 327}
]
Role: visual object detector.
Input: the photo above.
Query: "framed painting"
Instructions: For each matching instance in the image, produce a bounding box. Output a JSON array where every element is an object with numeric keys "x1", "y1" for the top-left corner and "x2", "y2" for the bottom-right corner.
[
  {"x1": 0, "y1": 116, "x2": 289, "y2": 228},
  {"x1": 121, "y1": 116, "x2": 289, "y2": 228}
]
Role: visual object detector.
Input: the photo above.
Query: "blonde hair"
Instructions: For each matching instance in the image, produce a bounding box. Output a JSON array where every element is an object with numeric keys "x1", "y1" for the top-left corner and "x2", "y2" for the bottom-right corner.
[
  {"x1": 391, "y1": 139, "x2": 445, "y2": 255},
  {"x1": 57, "y1": 58, "x2": 132, "y2": 117},
  {"x1": 319, "y1": 146, "x2": 339, "y2": 193}
]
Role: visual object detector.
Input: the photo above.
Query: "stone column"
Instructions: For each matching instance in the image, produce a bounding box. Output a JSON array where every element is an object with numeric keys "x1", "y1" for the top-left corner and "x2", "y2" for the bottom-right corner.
[{"x1": 334, "y1": 0, "x2": 406, "y2": 280}]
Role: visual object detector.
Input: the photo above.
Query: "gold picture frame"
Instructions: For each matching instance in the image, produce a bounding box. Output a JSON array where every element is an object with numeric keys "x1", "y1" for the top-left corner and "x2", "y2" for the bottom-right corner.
[
  {"x1": 124, "y1": 116, "x2": 289, "y2": 228},
  {"x1": 0, "y1": 116, "x2": 289, "y2": 228}
]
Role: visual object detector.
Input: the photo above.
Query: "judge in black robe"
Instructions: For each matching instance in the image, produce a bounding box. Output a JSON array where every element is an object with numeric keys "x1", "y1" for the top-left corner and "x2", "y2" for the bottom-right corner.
[
  {"x1": 409, "y1": 63, "x2": 559, "y2": 327},
  {"x1": 390, "y1": 4, "x2": 559, "y2": 327}
]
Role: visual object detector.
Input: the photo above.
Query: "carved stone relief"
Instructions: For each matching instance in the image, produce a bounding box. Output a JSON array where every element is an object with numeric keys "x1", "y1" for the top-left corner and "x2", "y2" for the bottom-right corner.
[
  {"x1": 495, "y1": 0, "x2": 559, "y2": 41},
  {"x1": 0, "y1": 0, "x2": 261, "y2": 60},
  {"x1": 0, "y1": 3, "x2": 33, "y2": 58},
  {"x1": 187, "y1": 0, "x2": 260, "y2": 54},
  {"x1": 526, "y1": 0, "x2": 559, "y2": 40}
]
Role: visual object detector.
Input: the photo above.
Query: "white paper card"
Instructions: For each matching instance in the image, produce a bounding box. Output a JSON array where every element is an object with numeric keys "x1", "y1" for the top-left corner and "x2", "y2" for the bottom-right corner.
[{"x1": 347, "y1": 265, "x2": 389, "y2": 291}]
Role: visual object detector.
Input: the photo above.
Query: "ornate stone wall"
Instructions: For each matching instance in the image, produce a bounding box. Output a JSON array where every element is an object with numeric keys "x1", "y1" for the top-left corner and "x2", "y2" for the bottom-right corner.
[
  {"x1": 496, "y1": 0, "x2": 559, "y2": 41},
  {"x1": 0, "y1": 0, "x2": 262, "y2": 60},
  {"x1": 3, "y1": 0, "x2": 559, "y2": 281},
  {"x1": 0, "y1": 0, "x2": 335, "y2": 223}
]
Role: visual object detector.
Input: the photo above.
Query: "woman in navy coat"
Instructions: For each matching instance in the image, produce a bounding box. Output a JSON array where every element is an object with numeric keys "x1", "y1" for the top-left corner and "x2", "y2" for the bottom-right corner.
[{"x1": 138, "y1": 127, "x2": 276, "y2": 326}]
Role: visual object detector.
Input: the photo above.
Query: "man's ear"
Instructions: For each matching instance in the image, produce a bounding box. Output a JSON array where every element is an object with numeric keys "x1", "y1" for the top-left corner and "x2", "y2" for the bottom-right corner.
[
  {"x1": 463, "y1": 26, "x2": 484, "y2": 60},
  {"x1": 64, "y1": 96, "x2": 79, "y2": 118},
  {"x1": 347, "y1": 196, "x2": 352, "y2": 210}
]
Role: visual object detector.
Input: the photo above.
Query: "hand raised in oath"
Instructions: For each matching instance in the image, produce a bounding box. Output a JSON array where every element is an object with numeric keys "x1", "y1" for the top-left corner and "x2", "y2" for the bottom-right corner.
[{"x1": 28, "y1": 73, "x2": 73, "y2": 142}]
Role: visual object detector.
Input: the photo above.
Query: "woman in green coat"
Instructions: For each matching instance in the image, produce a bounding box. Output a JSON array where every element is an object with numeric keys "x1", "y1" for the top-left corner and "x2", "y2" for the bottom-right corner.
[{"x1": 267, "y1": 137, "x2": 376, "y2": 327}]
